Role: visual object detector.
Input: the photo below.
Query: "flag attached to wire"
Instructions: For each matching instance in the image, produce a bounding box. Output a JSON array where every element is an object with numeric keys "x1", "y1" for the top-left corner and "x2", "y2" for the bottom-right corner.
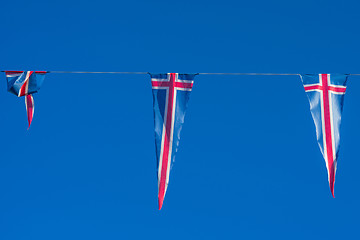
[
  {"x1": 301, "y1": 74, "x2": 348, "y2": 197},
  {"x1": 6, "y1": 71, "x2": 46, "y2": 129},
  {"x1": 150, "y1": 73, "x2": 196, "y2": 210}
]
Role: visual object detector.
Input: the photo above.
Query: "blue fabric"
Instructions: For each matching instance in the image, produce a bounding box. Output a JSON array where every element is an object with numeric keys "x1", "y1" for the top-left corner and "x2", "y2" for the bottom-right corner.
[
  {"x1": 150, "y1": 73, "x2": 196, "y2": 173},
  {"x1": 301, "y1": 74, "x2": 348, "y2": 195},
  {"x1": 6, "y1": 71, "x2": 45, "y2": 96},
  {"x1": 301, "y1": 74, "x2": 347, "y2": 159}
]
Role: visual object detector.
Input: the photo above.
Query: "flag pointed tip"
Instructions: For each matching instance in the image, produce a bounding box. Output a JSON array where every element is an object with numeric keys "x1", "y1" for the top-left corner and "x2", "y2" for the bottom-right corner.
[
  {"x1": 27, "y1": 121, "x2": 32, "y2": 130},
  {"x1": 329, "y1": 174, "x2": 335, "y2": 198},
  {"x1": 329, "y1": 181, "x2": 335, "y2": 198},
  {"x1": 158, "y1": 196, "x2": 164, "y2": 210},
  {"x1": 25, "y1": 94, "x2": 34, "y2": 130}
]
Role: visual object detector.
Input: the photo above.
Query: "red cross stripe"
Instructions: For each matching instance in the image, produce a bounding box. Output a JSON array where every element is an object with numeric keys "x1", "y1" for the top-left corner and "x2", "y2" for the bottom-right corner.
[
  {"x1": 19, "y1": 71, "x2": 34, "y2": 97},
  {"x1": 304, "y1": 74, "x2": 346, "y2": 197},
  {"x1": 25, "y1": 94, "x2": 35, "y2": 129},
  {"x1": 151, "y1": 73, "x2": 194, "y2": 210}
]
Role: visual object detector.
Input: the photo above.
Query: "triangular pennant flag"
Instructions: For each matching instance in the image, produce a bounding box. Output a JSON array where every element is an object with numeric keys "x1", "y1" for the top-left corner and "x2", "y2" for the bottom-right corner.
[
  {"x1": 301, "y1": 74, "x2": 348, "y2": 197},
  {"x1": 150, "y1": 73, "x2": 196, "y2": 210},
  {"x1": 5, "y1": 71, "x2": 46, "y2": 129}
]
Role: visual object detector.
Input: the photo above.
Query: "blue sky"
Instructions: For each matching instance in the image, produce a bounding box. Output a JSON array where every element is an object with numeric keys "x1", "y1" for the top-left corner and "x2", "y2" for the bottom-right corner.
[{"x1": 1, "y1": 0, "x2": 360, "y2": 239}]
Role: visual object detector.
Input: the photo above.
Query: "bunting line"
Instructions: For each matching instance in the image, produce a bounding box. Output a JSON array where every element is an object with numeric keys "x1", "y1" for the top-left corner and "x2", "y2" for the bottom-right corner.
[
  {"x1": 2, "y1": 71, "x2": 360, "y2": 75},
  {"x1": 2, "y1": 70, "x2": 355, "y2": 205}
]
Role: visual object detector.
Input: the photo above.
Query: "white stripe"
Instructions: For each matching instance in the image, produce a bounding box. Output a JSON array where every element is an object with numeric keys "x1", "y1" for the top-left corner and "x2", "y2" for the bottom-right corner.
[
  {"x1": 164, "y1": 74, "x2": 179, "y2": 193},
  {"x1": 25, "y1": 71, "x2": 30, "y2": 95},
  {"x1": 304, "y1": 83, "x2": 321, "y2": 88},
  {"x1": 328, "y1": 74, "x2": 337, "y2": 176},
  {"x1": 158, "y1": 87, "x2": 169, "y2": 188},
  {"x1": 31, "y1": 95, "x2": 35, "y2": 117},
  {"x1": 329, "y1": 83, "x2": 346, "y2": 89},
  {"x1": 25, "y1": 96, "x2": 28, "y2": 111},
  {"x1": 319, "y1": 74, "x2": 330, "y2": 182},
  {"x1": 152, "y1": 87, "x2": 168, "y2": 90},
  {"x1": 175, "y1": 87, "x2": 192, "y2": 91},
  {"x1": 154, "y1": 87, "x2": 193, "y2": 91},
  {"x1": 6, "y1": 73, "x2": 21, "y2": 77},
  {"x1": 151, "y1": 78, "x2": 169, "y2": 82},
  {"x1": 329, "y1": 91, "x2": 345, "y2": 95},
  {"x1": 305, "y1": 89, "x2": 322, "y2": 93},
  {"x1": 175, "y1": 79, "x2": 194, "y2": 84}
]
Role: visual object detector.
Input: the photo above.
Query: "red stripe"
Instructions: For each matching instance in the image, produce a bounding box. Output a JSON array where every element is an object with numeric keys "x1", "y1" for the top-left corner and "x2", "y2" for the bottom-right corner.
[
  {"x1": 304, "y1": 85, "x2": 345, "y2": 94},
  {"x1": 19, "y1": 84, "x2": 26, "y2": 96},
  {"x1": 304, "y1": 85, "x2": 346, "y2": 93},
  {"x1": 152, "y1": 81, "x2": 170, "y2": 87},
  {"x1": 304, "y1": 85, "x2": 323, "y2": 91},
  {"x1": 328, "y1": 86, "x2": 346, "y2": 93},
  {"x1": 174, "y1": 82, "x2": 193, "y2": 88},
  {"x1": 26, "y1": 94, "x2": 34, "y2": 129},
  {"x1": 5, "y1": 70, "x2": 46, "y2": 74},
  {"x1": 5, "y1": 71, "x2": 24, "y2": 74},
  {"x1": 158, "y1": 73, "x2": 176, "y2": 210},
  {"x1": 321, "y1": 74, "x2": 335, "y2": 197},
  {"x1": 19, "y1": 71, "x2": 33, "y2": 97},
  {"x1": 152, "y1": 80, "x2": 193, "y2": 89}
]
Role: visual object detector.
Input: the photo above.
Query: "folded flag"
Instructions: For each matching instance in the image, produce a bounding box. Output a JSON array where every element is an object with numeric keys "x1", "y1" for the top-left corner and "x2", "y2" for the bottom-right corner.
[
  {"x1": 6, "y1": 71, "x2": 46, "y2": 129},
  {"x1": 301, "y1": 74, "x2": 348, "y2": 197},
  {"x1": 150, "y1": 73, "x2": 196, "y2": 210}
]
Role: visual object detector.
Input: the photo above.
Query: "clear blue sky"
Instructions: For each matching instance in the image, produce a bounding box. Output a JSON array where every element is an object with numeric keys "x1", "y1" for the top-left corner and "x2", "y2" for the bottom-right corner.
[{"x1": 1, "y1": 0, "x2": 360, "y2": 239}]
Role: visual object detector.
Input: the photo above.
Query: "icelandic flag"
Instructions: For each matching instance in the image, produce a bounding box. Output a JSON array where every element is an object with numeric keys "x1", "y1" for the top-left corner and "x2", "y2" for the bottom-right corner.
[
  {"x1": 150, "y1": 73, "x2": 196, "y2": 210},
  {"x1": 301, "y1": 74, "x2": 348, "y2": 197},
  {"x1": 6, "y1": 71, "x2": 46, "y2": 129}
]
